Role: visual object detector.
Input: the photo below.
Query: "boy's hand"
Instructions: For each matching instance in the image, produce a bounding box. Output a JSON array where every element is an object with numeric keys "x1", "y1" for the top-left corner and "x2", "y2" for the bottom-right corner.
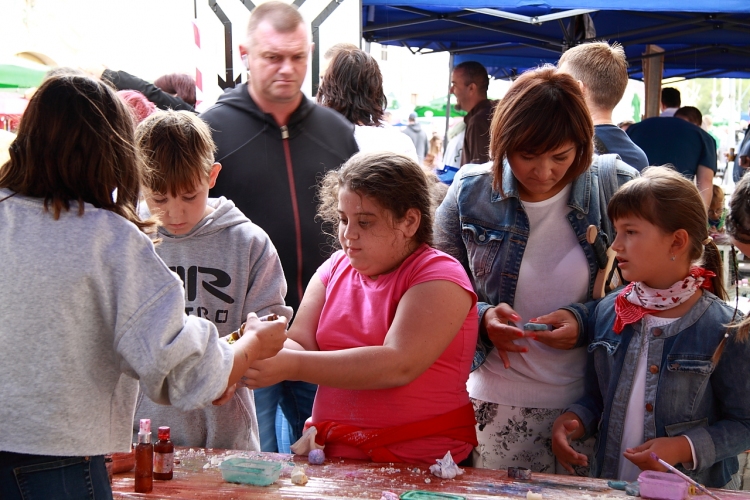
[
  {"x1": 527, "y1": 309, "x2": 579, "y2": 350},
  {"x1": 623, "y1": 436, "x2": 692, "y2": 472},
  {"x1": 242, "y1": 312, "x2": 288, "y2": 360},
  {"x1": 483, "y1": 303, "x2": 526, "y2": 368},
  {"x1": 551, "y1": 412, "x2": 587, "y2": 474}
]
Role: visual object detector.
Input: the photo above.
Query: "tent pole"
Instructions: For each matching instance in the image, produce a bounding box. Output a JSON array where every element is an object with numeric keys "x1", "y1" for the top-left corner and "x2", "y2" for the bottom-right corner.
[
  {"x1": 643, "y1": 44, "x2": 664, "y2": 119},
  {"x1": 445, "y1": 53, "x2": 453, "y2": 154}
]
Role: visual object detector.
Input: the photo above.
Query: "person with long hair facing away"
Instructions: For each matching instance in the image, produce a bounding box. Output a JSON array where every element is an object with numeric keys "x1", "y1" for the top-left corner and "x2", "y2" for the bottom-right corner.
[
  {"x1": 552, "y1": 166, "x2": 750, "y2": 489},
  {"x1": 242, "y1": 151, "x2": 479, "y2": 464},
  {"x1": 434, "y1": 66, "x2": 639, "y2": 472},
  {"x1": 317, "y1": 48, "x2": 419, "y2": 162},
  {"x1": 0, "y1": 75, "x2": 286, "y2": 499}
]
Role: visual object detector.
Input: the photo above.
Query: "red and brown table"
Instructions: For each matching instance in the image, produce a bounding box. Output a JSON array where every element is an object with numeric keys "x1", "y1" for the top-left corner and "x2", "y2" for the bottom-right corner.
[{"x1": 111, "y1": 447, "x2": 750, "y2": 499}]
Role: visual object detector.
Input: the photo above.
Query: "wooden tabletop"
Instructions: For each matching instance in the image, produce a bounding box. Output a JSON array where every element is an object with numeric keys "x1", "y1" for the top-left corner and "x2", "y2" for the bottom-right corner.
[{"x1": 111, "y1": 447, "x2": 750, "y2": 499}]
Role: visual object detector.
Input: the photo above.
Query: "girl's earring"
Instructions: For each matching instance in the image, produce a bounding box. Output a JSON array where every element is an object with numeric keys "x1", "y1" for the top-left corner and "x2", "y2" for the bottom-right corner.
[{"x1": 670, "y1": 254, "x2": 676, "y2": 261}]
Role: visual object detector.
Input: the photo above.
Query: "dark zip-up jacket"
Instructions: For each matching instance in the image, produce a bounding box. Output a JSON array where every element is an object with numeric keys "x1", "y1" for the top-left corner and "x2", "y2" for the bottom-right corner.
[{"x1": 201, "y1": 85, "x2": 358, "y2": 311}]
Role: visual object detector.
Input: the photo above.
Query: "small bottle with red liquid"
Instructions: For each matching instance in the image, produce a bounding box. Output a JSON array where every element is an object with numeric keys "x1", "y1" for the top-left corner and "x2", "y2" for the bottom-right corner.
[
  {"x1": 134, "y1": 418, "x2": 153, "y2": 493},
  {"x1": 153, "y1": 426, "x2": 174, "y2": 480}
]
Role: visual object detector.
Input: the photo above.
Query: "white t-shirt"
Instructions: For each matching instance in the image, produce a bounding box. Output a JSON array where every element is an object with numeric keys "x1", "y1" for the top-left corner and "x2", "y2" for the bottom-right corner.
[
  {"x1": 443, "y1": 130, "x2": 465, "y2": 169},
  {"x1": 354, "y1": 124, "x2": 419, "y2": 163},
  {"x1": 469, "y1": 184, "x2": 590, "y2": 408},
  {"x1": 618, "y1": 314, "x2": 679, "y2": 481}
]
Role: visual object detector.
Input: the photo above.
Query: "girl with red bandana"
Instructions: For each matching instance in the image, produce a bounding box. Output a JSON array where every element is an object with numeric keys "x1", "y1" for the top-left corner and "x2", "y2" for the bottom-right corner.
[{"x1": 551, "y1": 166, "x2": 750, "y2": 489}]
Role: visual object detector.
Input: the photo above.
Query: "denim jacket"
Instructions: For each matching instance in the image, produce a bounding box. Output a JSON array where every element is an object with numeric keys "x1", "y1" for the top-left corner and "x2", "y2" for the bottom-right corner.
[
  {"x1": 566, "y1": 292, "x2": 750, "y2": 488},
  {"x1": 434, "y1": 159, "x2": 638, "y2": 369}
]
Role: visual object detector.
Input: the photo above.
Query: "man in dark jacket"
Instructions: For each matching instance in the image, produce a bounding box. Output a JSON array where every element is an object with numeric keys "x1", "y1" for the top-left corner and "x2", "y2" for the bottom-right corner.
[
  {"x1": 450, "y1": 61, "x2": 495, "y2": 166},
  {"x1": 201, "y1": 1, "x2": 358, "y2": 452}
]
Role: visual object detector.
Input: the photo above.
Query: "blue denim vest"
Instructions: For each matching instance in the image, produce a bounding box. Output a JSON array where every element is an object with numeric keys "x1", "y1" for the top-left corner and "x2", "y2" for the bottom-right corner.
[
  {"x1": 434, "y1": 159, "x2": 638, "y2": 369},
  {"x1": 566, "y1": 292, "x2": 750, "y2": 488}
]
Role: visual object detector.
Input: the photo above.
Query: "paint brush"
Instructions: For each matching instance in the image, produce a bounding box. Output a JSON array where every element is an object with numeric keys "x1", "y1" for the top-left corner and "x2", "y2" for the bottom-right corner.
[{"x1": 649, "y1": 452, "x2": 721, "y2": 500}]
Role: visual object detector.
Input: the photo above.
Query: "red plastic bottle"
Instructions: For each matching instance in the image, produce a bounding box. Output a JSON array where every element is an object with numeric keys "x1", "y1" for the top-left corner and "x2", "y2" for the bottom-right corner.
[
  {"x1": 153, "y1": 426, "x2": 174, "y2": 480},
  {"x1": 134, "y1": 418, "x2": 153, "y2": 493}
]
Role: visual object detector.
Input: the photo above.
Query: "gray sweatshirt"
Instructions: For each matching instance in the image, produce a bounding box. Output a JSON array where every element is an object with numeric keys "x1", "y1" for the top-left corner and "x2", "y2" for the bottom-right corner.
[
  {"x1": 0, "y1": 188, "x2": 233, "y2": 456},
  {"x1": 134, "y1": 197, "x2": 292, "y2": 450}
]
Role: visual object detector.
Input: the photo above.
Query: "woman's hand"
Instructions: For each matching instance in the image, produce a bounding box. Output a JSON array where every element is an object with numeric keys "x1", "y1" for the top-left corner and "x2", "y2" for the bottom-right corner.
[
  {"x1": 526, "y1": 309, "x2": 579, "y2": 350},
  {"x1": 623, "y1": 436, "x2": 693, "y2": 472},
  {"x1": 483, "y1": 303, "x2": 526, "y2": 369},
  {"x1": 551, "y1": 412, "x2": 587, "y2": 474},
  {"x1": 241, "y1": 349, "x2": 298, "y2": 390}
]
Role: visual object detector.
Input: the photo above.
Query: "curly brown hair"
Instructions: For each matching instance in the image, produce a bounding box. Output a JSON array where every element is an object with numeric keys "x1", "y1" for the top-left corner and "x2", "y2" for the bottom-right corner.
[
  {"x1": 317, "y1": 152, "x2": 433, "y2": 251},
  {"x1": 316, "y1": 48, "x2": 386, "y2": 126}
]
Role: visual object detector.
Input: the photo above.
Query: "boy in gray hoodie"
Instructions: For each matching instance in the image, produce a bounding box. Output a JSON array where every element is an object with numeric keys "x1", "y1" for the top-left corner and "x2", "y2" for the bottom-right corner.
[{"x1": 134, "y1": 110, "x2": 293, "y2": 450}]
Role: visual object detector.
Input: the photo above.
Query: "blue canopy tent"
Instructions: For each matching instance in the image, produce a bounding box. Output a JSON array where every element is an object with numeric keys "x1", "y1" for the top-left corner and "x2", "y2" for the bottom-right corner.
[{"x1": 360, "y1": 0, "x2": 750, "y2": 80}]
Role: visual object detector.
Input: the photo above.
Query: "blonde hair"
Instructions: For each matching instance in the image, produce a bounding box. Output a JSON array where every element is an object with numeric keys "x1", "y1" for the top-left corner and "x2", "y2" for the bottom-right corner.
[
  {"x1": 558, "y1": 42, "x2": 628, "y2": 111},
  {"x1": 136, "y1": 110, "x2": 216, "y2": 196},
  {"x1": 246, "y1": 1, "x2": 305, "y2": 46}
]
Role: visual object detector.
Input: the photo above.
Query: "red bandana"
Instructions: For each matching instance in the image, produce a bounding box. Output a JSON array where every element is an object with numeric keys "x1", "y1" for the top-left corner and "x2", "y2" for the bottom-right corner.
[{"x1": 613, "y1": 267, "x2": 715, "y2": 333}]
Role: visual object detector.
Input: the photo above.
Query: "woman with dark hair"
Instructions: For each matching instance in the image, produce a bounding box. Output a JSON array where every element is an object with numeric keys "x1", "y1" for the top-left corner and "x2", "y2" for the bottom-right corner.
[
  {"x1": 317, "y1": 48, "x2": 418, "y2": 161},
  {"x1": 242, "y1": 151, "x2": 479, "y2": 464},
  {"x1": 0, "y1": 75, "x2": 286, "y2": 499},
  {"x1": 434, "y1": 66, "x2": 639, "y2": 472}
]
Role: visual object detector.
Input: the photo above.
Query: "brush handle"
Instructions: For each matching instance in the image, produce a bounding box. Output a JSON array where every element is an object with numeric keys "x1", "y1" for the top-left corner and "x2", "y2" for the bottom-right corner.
[{"x1": 649, "y1": 453, "x2": 721, "y2": 500}]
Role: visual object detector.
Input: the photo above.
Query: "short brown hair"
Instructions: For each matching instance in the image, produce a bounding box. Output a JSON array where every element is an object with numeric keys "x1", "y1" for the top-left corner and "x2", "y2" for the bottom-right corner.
[
  {"x1": 154, "y1": 73, "x2": 197, "y2": 106},
  {"x1": 317, "y1": 49, "x2": 386, "y2": 126},
  {"x1": 318, "y1": 152, "x2": 433, "y2": 249},
  {"x1": 454, "y1": 61, "x2": 489, "y2": 95},
  {"x1": 608, "y1": 166, "x2": 726, "y2": 301},
  {"x1": 246, "y1": 1, "x2": 305, "y2": 45},
  {"x1": 489, "y1": 66, "x2": 593, "y2": 192},
  {"x1": 0, "y1": 75, "x2": 153, "y2": 234},
  {"x1": 674, "y1": 106, "x2": 703, "y2": 127},
  {"x1": 136, "y1": 110, "x2": 216, "y2": 197},
  {"x1": 558, "y1": 42, "x2": 628, "y2": 111}
]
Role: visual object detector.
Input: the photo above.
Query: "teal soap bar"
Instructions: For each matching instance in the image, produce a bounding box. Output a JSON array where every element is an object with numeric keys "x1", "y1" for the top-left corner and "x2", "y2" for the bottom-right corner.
[{"x1": 219, "y1": 458, "x2": 282, "y2": 486}]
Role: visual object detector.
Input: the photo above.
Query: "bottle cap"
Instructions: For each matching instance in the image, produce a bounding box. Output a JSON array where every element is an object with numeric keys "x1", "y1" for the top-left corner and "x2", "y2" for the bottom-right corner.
[
  {"x1": 158, "y1": 426, "x2": 171, "y2": 440},
  {"x1": 139, "y1": 419, "x2": 151, "y2": 435}
]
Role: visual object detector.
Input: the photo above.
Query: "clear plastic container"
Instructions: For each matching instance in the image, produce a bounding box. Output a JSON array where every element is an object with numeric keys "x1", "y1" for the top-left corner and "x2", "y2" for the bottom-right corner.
[
  {"x1": 219, "y1": 458, "x2": 283, "y2": 486},
  {"x1": 637, "y1": 470, "x2": 688, "y2": 500}
]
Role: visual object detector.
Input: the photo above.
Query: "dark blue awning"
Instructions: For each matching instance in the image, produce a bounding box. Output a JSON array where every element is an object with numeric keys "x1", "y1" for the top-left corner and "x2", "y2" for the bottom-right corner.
[{"x1": 361, "y1": 1, "x2": 750, "y2": 79}]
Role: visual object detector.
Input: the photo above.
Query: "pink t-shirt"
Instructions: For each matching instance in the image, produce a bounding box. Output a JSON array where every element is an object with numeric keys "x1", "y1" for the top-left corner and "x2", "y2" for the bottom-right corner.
[{"x1": 311, "y1": 244, "x2": 478, "y2": 464}]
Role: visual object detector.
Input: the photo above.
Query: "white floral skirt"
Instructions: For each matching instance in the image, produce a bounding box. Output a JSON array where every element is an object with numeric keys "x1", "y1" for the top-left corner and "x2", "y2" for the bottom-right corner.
[{"x1": 471, "y1": 398, "x2": 593, "y2": 476}]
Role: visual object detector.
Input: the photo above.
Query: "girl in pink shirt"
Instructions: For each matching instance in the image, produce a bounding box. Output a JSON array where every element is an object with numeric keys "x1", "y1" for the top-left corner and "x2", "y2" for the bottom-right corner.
[{"x1": 243, "y1": 151, "x2": 479, "y2": 464}]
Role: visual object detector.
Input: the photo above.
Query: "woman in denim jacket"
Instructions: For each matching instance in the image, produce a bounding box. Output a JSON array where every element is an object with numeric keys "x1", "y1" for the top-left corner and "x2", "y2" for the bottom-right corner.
[
  {"x1": 434, "y1": 67, "x2": 638, "y2": 472},
  {"x1": 552, "y1": 167, "x2": 750, "y2": 489}
]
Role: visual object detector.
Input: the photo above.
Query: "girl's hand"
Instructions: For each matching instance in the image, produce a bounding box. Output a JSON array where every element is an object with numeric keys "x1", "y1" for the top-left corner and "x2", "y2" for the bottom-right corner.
[
  {"x1": 623, "y1": 436, "x2": 693, "y2": 472},
  {"x1": 483, "y1": 303, "x2": 526, "y2": 368},
  {"x1": 526, "y1": 309, "x2": 579, "y2": 350},
  {"x1": 241, "y1": 349, "x2": 297, "y2": 389},
  {"x1": 241, "y1": 313, "x2": 288, "y2": 360},
  {"x1": 551, "y1": 412, "x2": 588, "y2": 474}
]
